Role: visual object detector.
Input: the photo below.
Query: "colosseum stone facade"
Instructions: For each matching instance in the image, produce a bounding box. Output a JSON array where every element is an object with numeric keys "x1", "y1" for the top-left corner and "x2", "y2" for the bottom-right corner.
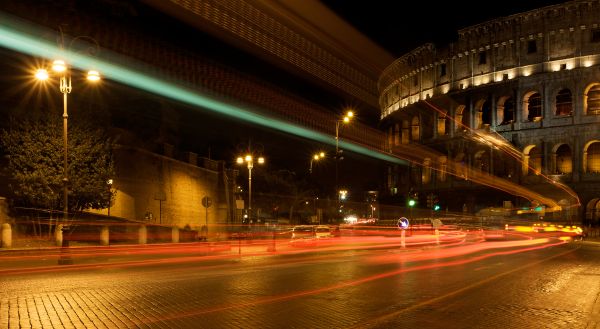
[{"x1": 378, "y1": 0, "x2": 600, "y2": 224}]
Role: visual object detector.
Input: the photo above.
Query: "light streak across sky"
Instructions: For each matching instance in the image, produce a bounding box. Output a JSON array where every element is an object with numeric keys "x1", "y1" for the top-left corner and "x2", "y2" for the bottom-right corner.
[{"x1": 0, "y1": 11, "x2": 406, "y2": 166}]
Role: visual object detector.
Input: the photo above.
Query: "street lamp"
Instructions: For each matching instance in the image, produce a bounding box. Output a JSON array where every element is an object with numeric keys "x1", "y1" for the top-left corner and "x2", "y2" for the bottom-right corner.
[
  {"x1": 35, "y1": 60, "x2": 100, "y2": 222},
  {"x1": 309, "y1": 151, "x2": 325, "y2": 173},
  {"x1": 237, "y1": 153, "x2": 265, "y2": 223},
  {"x1": 335, "y1": 110, "x2": 354, "y2": 158},
  {"x1": 107, "y1": 179, "x2": 113, "y2": 217},
  {"x1": 335, "y1": 110, "x2": 354, "y2": 211}
]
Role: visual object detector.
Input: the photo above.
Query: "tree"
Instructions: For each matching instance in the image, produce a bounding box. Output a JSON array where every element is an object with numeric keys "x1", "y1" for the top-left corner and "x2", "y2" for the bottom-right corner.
[
  {"x1": 0, "y1": 115, "x2": 115, "y2": 215},
  {"x1": 257, "y1": 169, "x2": 315, "y2": 224}
]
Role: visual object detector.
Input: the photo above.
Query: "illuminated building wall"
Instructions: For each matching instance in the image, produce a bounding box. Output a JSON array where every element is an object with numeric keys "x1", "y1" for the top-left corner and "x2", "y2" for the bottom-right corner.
[
  {"x1": 378, "y1": 0, "x2": 600, "y2": 222},
  {"x1": 99, "y1": 145, "x2": 233, "y2": 229}
]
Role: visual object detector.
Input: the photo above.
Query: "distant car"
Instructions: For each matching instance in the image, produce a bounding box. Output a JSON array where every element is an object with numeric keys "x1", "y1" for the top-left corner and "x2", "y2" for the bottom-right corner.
[
  {"x1": 314, "y1": 225, "x2": 331, "y2": 239},
  {"x1": 291, "y1": 225, "x2": 315, "y2": 239}
]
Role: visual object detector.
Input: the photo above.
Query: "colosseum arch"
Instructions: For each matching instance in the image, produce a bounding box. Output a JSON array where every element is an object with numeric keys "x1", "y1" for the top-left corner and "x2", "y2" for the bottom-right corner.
[
  {"x1": 585, "y1": 198, "x2": 600, "y2": 225},
  {"x1": 454, "y1": 105, "x2": 468, "y2": 133},
  {"x1": 411, "y1": 116, "x2": 420, "y2": 141},
  {"x1": 436, "y1": 110, "x2": 448, "y2": 136},
  {"x1": 555, "y1": 88, "x2": 573, "y2": 116},
  {"x1": 497, "y1": 96, "x2": 515, "y2": 125},
  {"x1": 583, "y1": 140, "x2": 600, "y2": 173},
  {"x1": 583, "y1": 83, "x2": 600, "y2": 115},
  {"x1": 481, "y1": 99, "x2": 492, "y2": 128},
  {"x1": 523, "y1": 144, "x2": 542, "y2": 175},
  {"x1": 474, "y1": 99, "x2": 485, "y2": 129},
  {"x1": 552, "y1": 143, "x2": 572, "y2": 174},
  {"x1": 522, "y1": 91, "x2": 543, "y2": 122}
]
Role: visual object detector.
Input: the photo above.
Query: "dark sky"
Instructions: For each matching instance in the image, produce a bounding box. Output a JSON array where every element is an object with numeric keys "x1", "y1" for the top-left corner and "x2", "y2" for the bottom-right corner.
[{"x1": 321, "y1": 0, "x2": 569, "y2": 57}]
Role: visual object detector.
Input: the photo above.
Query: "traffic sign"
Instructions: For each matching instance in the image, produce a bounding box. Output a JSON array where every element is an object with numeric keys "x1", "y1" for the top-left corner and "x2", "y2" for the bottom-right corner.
[
  {"x1": 397, "y1": 217, "x2": 409, "y2": 230},
  {"x1": 202, "y1": 196, "x2": 212, "y2": 208}
]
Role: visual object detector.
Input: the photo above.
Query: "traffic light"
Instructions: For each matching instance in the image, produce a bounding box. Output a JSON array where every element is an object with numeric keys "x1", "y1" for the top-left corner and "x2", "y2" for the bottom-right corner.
[
  {"x1": 408, "y1": 199, "x2": 416, "y2": 207},
  {"x1": 433, "y1": 195, "x2": 440, "y2": 211}
]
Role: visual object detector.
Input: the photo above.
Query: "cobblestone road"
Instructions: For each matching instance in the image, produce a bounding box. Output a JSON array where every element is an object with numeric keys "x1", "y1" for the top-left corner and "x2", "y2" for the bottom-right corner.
[{"x1": 1, "y1": 239, "x2": 599, "y2": 328}]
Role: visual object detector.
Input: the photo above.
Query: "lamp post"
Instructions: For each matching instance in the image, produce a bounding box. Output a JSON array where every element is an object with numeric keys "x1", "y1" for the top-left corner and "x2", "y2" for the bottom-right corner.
[
  {"x1": 309, "y1": 152, "x2": 325, "y2": 173},
  {"x1": 335, "y1": 110, "x2": 354, "y2": 213},
  {"x1": 35, "y1": 61, "x2": 100, "y2": 222},
  {"x1": 107, "y1": 179, "x2": 113, "y2": 217},
  {"x1": 237, "y1": 153, "x2": 265, "y2": 223}
]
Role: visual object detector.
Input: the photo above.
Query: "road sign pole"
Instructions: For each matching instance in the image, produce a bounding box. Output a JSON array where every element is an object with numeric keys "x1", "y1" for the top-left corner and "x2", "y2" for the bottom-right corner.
[
  {"x1": 202, "y1": 196, "x2": 212, "y2": 241},
  {"x1": 401, "y1": 229, "x2": 406, "y2": 248}
]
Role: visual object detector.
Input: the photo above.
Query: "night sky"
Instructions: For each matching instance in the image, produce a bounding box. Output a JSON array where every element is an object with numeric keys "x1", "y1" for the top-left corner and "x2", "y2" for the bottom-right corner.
[{"x1": 321, "y1": 0, "x2": 569, "y2": 57}]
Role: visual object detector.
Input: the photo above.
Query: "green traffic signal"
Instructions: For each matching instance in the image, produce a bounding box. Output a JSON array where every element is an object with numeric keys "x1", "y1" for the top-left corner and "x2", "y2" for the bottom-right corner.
[
  {"x1": 433, "y1": 204, "x2": 441, "y2": 211},
  {"x1": 408, "y1": 199, "x2": 416, "y2": 207}
]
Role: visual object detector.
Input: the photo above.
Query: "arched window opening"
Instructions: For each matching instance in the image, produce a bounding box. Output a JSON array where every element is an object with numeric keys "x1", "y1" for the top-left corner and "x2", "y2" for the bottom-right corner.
[
  {"x1": 504, "y1": 98, "x2": 515, "y2": 123},
  {"x1": 555, "y1": 88, "x2": 573, "y2": 116},
  {"x1": 481, "y1": 100, "x2": 492, "y2": 127},
  {"x1": 455, "y1": 105, "x2": 467, "y2": 133},
  {"x1": 585, "y1": 83, "x2": 600, "y2": 115},
  {"x1": 437, "y1": 111, "x2": 448, "y2": 136},
  {"x1": 555, "y1": 144, "x2": 572, "y2": 174},
  {"x1": 498, "y1": 97, "x2": 514, "y2": 125},
  {"x1": 526, "y1": 146, "x2": 543, "y2": 175},
  {"x1": 586, "y1": 142, "x2": 600, "y2": 173},
  {"x1": 585, "y1": 199, "x2": 600, "y2": 225},
  {"x1": 525, "y1": 92, "x2": 542, "y2": 121}
]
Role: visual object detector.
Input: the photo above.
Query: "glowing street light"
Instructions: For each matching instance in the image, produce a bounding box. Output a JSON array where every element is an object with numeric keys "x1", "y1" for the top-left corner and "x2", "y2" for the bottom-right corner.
[
  {"x1": 335, "y1": 110, "x2": 354, "y2": 210},
  {"x1": 35, "y1": 58, "x2": 100, "y2": 222},
  {"x1": 335, "y1": 110, "x2": 354, "y2": 157},
  {"x1": 237, "y1": 153, "x2": 265, "y2": 223},
  {"x1": 309, "y1": 151, "x2": 325, "y2": 173}
]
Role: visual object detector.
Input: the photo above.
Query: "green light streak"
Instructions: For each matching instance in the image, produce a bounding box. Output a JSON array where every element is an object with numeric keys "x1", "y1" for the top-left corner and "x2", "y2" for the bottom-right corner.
[{"x1": 0, "y1": 13, "x2": 405, "y2": 165}]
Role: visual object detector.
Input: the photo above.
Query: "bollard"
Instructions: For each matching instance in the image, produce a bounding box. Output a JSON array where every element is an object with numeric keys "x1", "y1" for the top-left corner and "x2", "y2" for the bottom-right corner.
[
  {"x1": 57, "y1": 225, "x2": 73, "y2": 264},
  {"x1": 172, "y1": 226, "x2": 180, "y2": 243},
  {"x1": 1, "y1": 223, "x2": 12, "y2": 248},
  {"x1": 138, "y1": 225, "x2": 147, "y2": 245},
  {"x1": 100, "y1": 225, "x2": 110, "y2": 246},
  {"x1": 55, "y1": 224, "x2": 64, "y2": 247}
]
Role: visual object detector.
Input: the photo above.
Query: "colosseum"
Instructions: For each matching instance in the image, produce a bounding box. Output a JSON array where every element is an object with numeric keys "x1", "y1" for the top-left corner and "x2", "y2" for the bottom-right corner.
[{"x1": 378, "y1": 0, "x2": 600, "y2": 225}]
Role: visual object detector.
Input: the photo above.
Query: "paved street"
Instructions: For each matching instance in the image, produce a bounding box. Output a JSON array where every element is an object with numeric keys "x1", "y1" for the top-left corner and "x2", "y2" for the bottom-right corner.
[{"x1": 0, "y1": 235, "x2": 599, "y2": 328}]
